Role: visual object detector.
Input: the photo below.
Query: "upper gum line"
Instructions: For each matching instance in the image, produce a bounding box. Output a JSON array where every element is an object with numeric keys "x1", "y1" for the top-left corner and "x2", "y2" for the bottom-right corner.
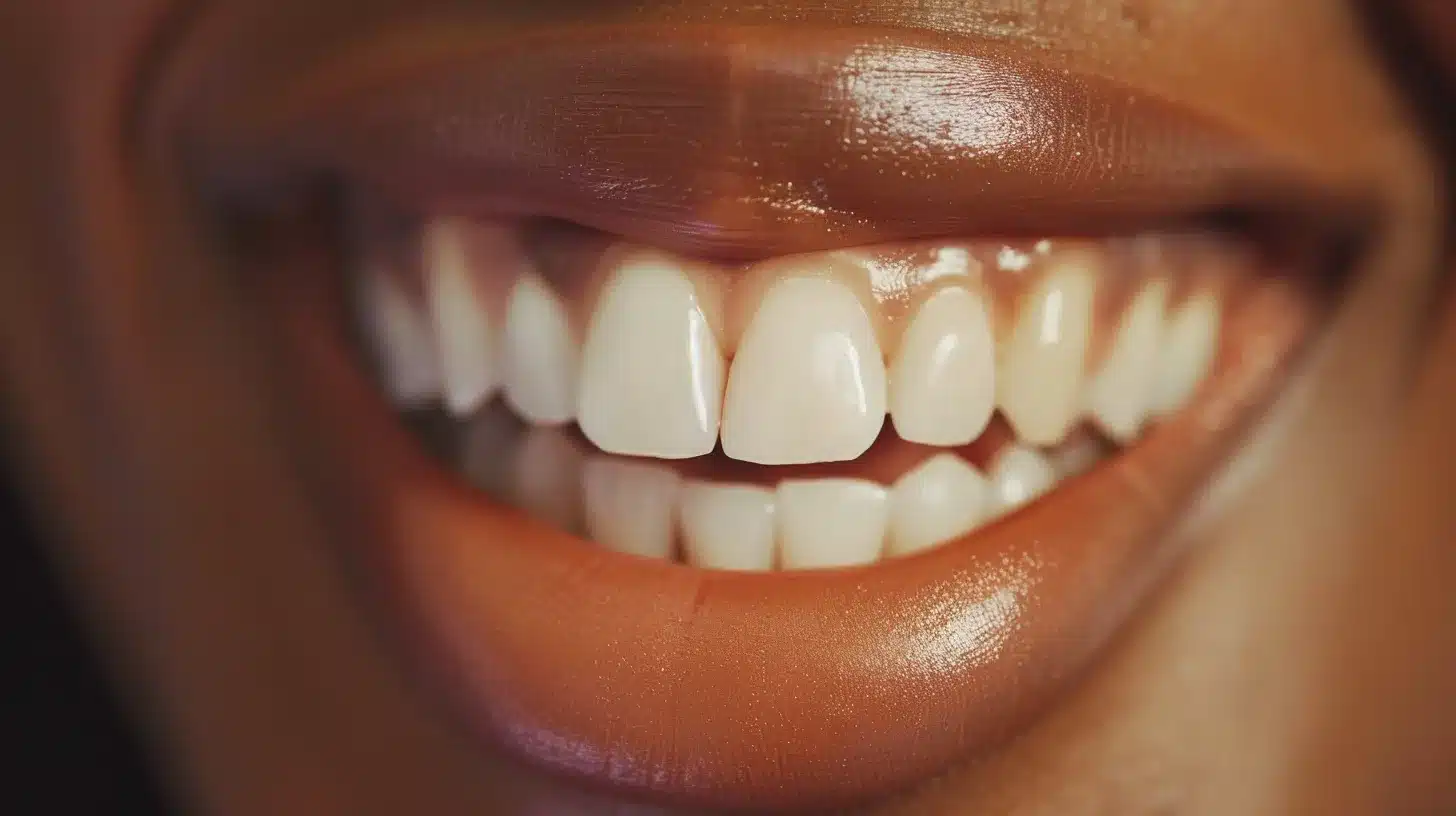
[{"x1": 356, "y1": 214, "x2": 1238, "y2": 468}]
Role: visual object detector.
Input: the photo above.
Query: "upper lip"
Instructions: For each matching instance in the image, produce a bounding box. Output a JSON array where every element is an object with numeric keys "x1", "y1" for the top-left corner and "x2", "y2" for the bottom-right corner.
[
  {"x1": 191, "y1": 18, "x2": 1361, "y2": 812},
  {"x1": 186, "y1": 23, "x2": 1360, "y2": 259}
]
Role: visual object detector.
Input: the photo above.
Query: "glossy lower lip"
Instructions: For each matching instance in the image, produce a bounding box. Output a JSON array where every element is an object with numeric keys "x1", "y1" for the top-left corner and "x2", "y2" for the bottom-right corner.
[{"x1": 195, "y1": 21, "x2": 1350, "y2": 811}]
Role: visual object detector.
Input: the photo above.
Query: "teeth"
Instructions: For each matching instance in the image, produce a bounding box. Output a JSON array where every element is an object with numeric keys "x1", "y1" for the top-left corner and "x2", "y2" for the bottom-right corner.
[
  {"x1": 889, "y1": 287, "x2": 996, "y2": 446},
  {"x1": 888, "y1": 454, "x2": 990, "y2": 557},
  {"x1": 1087, "y1": 280, "x2": 1169, "y2": 442},
  {"x1": 679, "y1": 483, "x2": 777, "y2": 571},
  {"x1": 722, "y1": 277, "x2": 887, "y2": 465},
  {"x1": 423, "y1": 219, "x2": 504, "y2": 417},
  {"x1": 582, "y1": 458, "x2": 681, "y2": 559},
  {"x1": 357, "y1": 260, "x2": 442, "y2": 406},
  {"x1": 503, "y1": 274, "x2": 579, "y2": 426},
  {"x1": 1151, "y1": 292, "x2": 1222, "y2": 417},
  {"x1": 997, "y1": 256, "x2": 1097, "y2": 446},
  {"x1": 776, "y1": 479, "x2": 888, "y2": 569},
  {"x1": 988, "y1": 445, "x2": 1058, "y2": 518},
  {"x1": 513, "y1": 428, "x2": 585, "y2": 534},
  {"x1": 577, "y1": 254, "x2": 725, "y2": 459}
]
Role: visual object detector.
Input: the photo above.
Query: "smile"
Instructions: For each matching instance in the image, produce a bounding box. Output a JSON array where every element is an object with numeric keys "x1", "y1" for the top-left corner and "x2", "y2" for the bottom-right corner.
[{"x1": 178, "y1": 19, "x2": 1369, "y2": 811}]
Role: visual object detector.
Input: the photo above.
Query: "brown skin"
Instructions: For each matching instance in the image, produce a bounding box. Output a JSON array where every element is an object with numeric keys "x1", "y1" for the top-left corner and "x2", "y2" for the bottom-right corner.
[{"x1": 0, "y1": 0, "x2": 1452, "y2": 813}]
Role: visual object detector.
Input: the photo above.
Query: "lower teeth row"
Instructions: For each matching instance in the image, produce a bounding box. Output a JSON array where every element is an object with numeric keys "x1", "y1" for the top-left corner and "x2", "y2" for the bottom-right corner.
[{"x1": 432, "y1": 405, "x2": 1110, "y2": 571}]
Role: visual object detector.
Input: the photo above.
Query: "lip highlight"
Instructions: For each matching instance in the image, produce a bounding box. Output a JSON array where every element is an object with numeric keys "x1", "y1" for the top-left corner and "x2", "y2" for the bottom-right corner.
[{"x1": 200, "y1": 21, "x2": 1356, "y2": 812}]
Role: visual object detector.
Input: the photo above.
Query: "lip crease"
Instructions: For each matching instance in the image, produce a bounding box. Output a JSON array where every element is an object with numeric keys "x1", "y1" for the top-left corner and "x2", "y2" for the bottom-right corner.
[{"x1": 209, "y1": 23, "x2": 1349, "y2": 812}]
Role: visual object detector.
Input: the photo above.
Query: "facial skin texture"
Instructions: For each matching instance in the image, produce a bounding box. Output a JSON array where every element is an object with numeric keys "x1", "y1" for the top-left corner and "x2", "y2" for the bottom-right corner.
[{"x1": 0, "y1": 1, "x2": 1452, "y2": 814}]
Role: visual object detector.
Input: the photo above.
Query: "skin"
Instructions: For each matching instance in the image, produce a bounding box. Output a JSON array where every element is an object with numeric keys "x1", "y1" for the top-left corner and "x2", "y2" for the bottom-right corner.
[{"x1": 0, "y1": 0, "x2": 1452, "y2": 813}]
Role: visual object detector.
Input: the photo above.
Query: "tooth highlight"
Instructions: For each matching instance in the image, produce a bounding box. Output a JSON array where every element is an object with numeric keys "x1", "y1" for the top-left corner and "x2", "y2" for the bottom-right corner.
[
  {"x1": 577, "y1": 255, "x2": 725, "y2": 459},
  {"x1": 582, "y1": 459, "x2": 681, "y2": 560},
  {"x1": 357, "y1": 260, "x2": 442, "y2": 406},
  {"x1": 888, "y1": 454, "x2": 989, "y2": 557},
  {"x1": 503, "y1": 274, "x2": 579, "y2": 426},
  {"x1": 776, "y1": 479, "x2": 888, "y2": 570},
  {"x1": 424, "y1": 219, "x2": 503, "y2": 417},
  {"x1": 680, "y1": 483, "x2": 777, "y2": 571},
  {"x1": 997, "y1": 257, "x2": 1097, "y2": 446},
  {"x1": 988, "y1": 445, "x2": 1058, "y2": 517},
  {"x1": 889, "y1": 287, "x2": 996, "y2": 446},
  {"x1": 1086, "y1": 280, "x2": 1168, "y2": 442},
  {"x1": 722, "y1": 277, "x2": 887, "y2": 465},
  {"x1": 1151, "y1": 292, "x2": 1222, "y2": 417}
]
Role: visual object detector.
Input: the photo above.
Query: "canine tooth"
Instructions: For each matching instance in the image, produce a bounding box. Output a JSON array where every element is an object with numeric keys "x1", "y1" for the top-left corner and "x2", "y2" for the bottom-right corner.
[
  {"x1": 722, "y1": 277, "x2": 887, "y2": 465},
  {"x1": 503, "y1": 274, "x2": 578, "y2": 426},
  {"x1": 1151, "y1": 292, "x2": 1222, "y2": 417},
  {"x1": 577, "y1": 254, "x2": 725, "y2": 459},
  {"x1": 679, "y1": 483, "x2": 776, "y2": 571},
  {"x1": 889, "y1": 287, "x2": 996, "y2": 446},
  {"x1": 513, "y1": 429, "x2": 585, "y2": 534},
  {"x1": 1087, "y1": 280, "x2": 1168, "y2": 442},
  {"x1": 424, "y1": 219, "x2": 503, "y2": 417},
  {"x1": 888, "y1": 454, "x2": 990, "y2": 557},
  {"x1": 997, "y1": 256, "x2": 1096, "y2": 446},
  {"x1": 988, "y1": 445, "x2": 1058, "y2": 517},
  {"x1": 582, "y1": 458, "x2": 681, "y2": 560},
  {"x1": 357, "y1": 261, "x2": 442, "y2": 406},
  {"x1": 776, "y1": 479, "x2": 888, "y2": 570}
]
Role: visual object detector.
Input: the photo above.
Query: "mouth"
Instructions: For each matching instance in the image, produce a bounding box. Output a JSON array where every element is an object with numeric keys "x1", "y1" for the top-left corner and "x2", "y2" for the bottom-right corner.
[{"x1": 181, "y1": 20, "x2": 1369, "y2": 812}]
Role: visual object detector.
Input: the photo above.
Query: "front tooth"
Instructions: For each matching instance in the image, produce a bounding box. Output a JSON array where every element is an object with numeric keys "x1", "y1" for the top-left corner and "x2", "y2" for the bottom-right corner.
[
  {"x1": 987, "y1": 445, "x2": 1058, "y2": 518},
  {"x1": 1086, "y1": 280, "x2": 1169, "y2": 442},
  {"x1": 577, "y1": 255, "x2": 725, "y2": 459},
  {"x1": 679, "y1": 483, "x2": 776, "y2": 571},
  {"x1": 888, "y1": 454, "x2": 990, "y2": 557},
  {"x1": 722, "y1": 278, "x2": 887, "y2": 465},
  {"x1": 513, "y1": 429, "x2": 585, "y2": 534},
  {"x1": 776, "y1": 479, "x2": 888, "y2": 570},
  {"x1": 357, "y1": 259, "x2": 442, "y2": 406},
  {"x1": 889, "y1": 287, "x2": 996, "y2": 446},
  {"x1": 424, "y1": 219, "x2": 503, "y2": 417},
  {"x1": 582, "y1": 458, "x2": 681, "y2": 560},
  {"x1": 997, "y1": 256, "x2": 1097, "y2": 446},
  {"x1": 503, "y1": 274, "x2": 579, "y2": 426},
  {"x1": 1150, "y1": 292, "x2": 1222, "y2": 417}
]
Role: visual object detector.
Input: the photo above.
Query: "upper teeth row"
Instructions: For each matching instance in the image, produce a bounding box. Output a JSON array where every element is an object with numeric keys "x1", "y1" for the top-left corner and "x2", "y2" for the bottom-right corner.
[{"x1": 358, "y1": 218, "x2": 1225, "y2": 464}]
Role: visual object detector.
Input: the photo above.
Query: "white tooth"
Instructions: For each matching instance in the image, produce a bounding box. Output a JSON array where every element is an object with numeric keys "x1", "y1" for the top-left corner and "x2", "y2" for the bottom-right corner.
[
  {"x1": 1086, "y1": 280, "x2": 1168, "y2": 442},
  {"x1": 722, "y1": 278, "x2": 887, "y2": 465},
  {"x1": 987, "y1": 445, "x2": 1058, "y2": 518},
  {"x1": 503, "y1": 274, "x2": 578, "y2": 426},
  {"x1": 424, "y1": 219, "x2": 503, "y2": 417},
  {"x1": 577, "y1": 255, "x2": 725, "y2": 459},
  {"x1": 582, "y1": 458, "x2": 681, "y2": 559},
  {"x1": 513, "y1": 429, "x2": 585, "y2": 533},
  {"x1": 1150, "y1": 292, "x2": 1222, "y2": 417},
  {"x1": 776, "y1": 479, "x2": 887, "y2": 570},
  {"x1": 997, "y1": 257, "x2": 1096, "y2": 446},
  {"x1": 679, "y1": 482, "x2": 776, "y2": 571},
  {"x1": 888, "y1": 454, "x2": 990, "y2": 557},
  {"x1": 357, "y1": 260, "x2": 442, "y2": 406},
  {"x1": 889, "y1": 287, "x2": 996, "y2": 446}
]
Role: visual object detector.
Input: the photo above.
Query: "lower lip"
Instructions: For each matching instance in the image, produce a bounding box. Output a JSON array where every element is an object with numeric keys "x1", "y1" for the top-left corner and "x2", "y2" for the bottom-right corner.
[{"x1": 263, "y1": 251, "x2": 1313, "y2": 810}]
